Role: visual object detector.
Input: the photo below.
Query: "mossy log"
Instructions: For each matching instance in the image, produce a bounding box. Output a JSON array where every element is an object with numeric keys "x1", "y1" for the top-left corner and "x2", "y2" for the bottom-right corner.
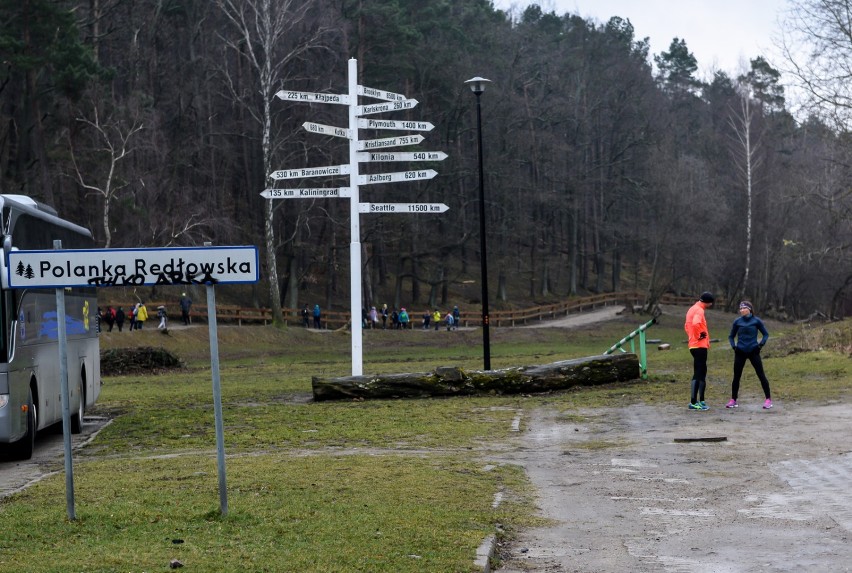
[{"x1": 311, "y1": 353, "x2": 640, "y2": 401}]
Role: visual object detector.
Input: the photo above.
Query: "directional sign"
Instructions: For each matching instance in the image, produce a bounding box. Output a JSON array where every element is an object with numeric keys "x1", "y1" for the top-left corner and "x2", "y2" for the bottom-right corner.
[
  {"x1": 358, "y1": 85, "x2": 406, "y2": 102},
  {"x1": 357, "y1": 118, "x2": 434, "y2": 131},
  {"x1": 358, "y1": 169, "x2": 437, "y2": 185},
  {"x1": 357, "y1": 151, "x2": 448, "y2": 163},
  {"x1": 275, "y1": 90, "x2": 350, "y2": 105},
  {"x1": 356, "y1": 99, "x2": 418, "y2": 116},
  {"x1": 269, "y1": 164, "x2": 351, "y2": 180},
  {"x1": 303, "y1": 122, "x2": 351, "y2": 139},
  {"x1": 260, "y1": 187, "x2": 352, "y2": 199},
  {"x1": 8, "y1": 246, "x2": 260, "y2": 289},
  {"x1": 358, "y1": 134, "x2": 424, "y2": 151},
  {"x1": 359, "y1": 203, "x2": 449, "y2": 214}
]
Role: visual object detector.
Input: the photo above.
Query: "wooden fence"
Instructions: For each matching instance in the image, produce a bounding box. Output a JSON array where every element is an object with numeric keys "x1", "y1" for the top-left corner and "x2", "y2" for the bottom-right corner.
[{"x1": 134, "y1": 291, "x2": 696, "y2": 329}]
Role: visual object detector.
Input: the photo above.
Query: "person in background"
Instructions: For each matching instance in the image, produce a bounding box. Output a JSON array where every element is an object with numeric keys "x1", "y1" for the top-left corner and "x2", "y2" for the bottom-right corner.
[
  {"x1": 115, "y1": 306, "x2": 126, "y2": 332},
  {"x1": 157, "y1": 305, "x2": 168, "y2": 330},
  {"x1": 445, "y1": 310, "x2": 455, "y2": 331},
  {"x1": 726, "y1": 300, "x2": 773, "y2": 409},
  {"x1": 432, "y1": 309, "x2": 441, "y2": 331},
  {"x1": 179, "y1": 293, "x2": 192, "y2": 325},
  {"x1": 103, "y1": 306, "x2": 116, "y2": 332},
  {"x1": 313, "y1": 304, "x2": 321, "y2": 329},
  {"x1": 685, "y1": 292, "x2": 714, "y2": 410},
  {"x1": 369, "y1": 306, "x2": 379, "y2": 329},
  {"x1": 128, "y1": 304, "x2": 137, "y2": 331},
  {"x1": 302, "y1": 304, "x2": 310, "y2": 327},
  {"x1": 398, "y1": 307, "x2": 410, "y2": 329},
  {"x1": 135, "y1": 302, "x2": 149, "y2": 329},
  {"x1": 422, "y1": 310, "x2": 431, "y2": 329},
  {"x1": 381, "y1": 304, "x2": 389, "y2": 329},
  {"x1": 452, "y1": 305, "x2": 460, "y2": 329}
]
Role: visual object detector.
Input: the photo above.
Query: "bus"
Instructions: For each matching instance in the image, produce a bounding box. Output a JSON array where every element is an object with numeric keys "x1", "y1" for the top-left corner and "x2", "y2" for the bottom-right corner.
[{"x1": 0, "y1": 195, "x2": 100, "y2": 460}]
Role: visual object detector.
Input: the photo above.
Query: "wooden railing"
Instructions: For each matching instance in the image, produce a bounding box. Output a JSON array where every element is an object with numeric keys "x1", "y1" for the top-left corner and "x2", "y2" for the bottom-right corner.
[{"x1": 132, "y1": 291, "x2": 697, "y2": 329}]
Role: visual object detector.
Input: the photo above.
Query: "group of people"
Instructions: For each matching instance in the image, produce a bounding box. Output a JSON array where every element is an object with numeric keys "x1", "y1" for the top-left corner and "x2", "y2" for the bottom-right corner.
[
  {"x1": 361, "y1": 304, "x2": 461, "y2": 331},
  {"x1": 96, "y1": 293, "x2": 193, "y2": 333},
  {"x1": 685, "y1": 292, "x2": 773, "y2": 411},
  {"x1": 301, "y1": 304, "x2": 322, "y2": 329}
]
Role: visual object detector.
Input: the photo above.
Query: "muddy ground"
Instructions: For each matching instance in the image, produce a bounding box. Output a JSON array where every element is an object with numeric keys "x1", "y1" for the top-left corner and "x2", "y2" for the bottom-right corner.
[{"x1": 493, "y1": 401, "x2": 852, "y2": 573}]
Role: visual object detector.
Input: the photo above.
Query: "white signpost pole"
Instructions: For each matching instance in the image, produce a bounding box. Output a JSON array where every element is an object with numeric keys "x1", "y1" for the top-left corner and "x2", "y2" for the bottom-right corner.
[
  {"x1": 54, "y1": 240, "x2": 76, "y2": 521},
  {"x1": 348, "y1": 58, "x2": 363, "y2": 376},
  {"x1": 204, "y1": 241, "x2": 228, "y2": 516}
]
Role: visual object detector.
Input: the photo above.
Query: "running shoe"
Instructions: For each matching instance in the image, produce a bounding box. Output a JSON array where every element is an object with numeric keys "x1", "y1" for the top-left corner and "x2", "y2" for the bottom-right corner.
[
  {"x1": 699, "y1": 401, "x2": 709, "y2": 410},
  {"x1": 725, "y1": 399, "x2": 738, "y2": 409},
  {"x1": 763, "y1": 398, "x2": 773, "y2": 409},
  {"x1": 688, "y1": 402, "x2": 703, "y2": 410}
]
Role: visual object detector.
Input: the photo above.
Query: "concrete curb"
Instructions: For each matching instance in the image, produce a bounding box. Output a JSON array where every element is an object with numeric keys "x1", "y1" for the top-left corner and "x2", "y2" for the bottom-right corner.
[{"x1": 475, "y1": 533, "x2": 497, "y2": 572}]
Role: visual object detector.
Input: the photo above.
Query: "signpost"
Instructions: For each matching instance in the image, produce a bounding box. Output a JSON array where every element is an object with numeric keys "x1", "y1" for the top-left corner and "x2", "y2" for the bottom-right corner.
[
  {"x1": 357, "y1": 134, "x2": 424, "y2": 151},
  {"x1": 356, "y1": 151, "x2": 447, "y2": 163},
  {"x1": 358, "y1": 169, "x2": 437, "y2": 185},
  {"x1": 8, "y1": 243, "x2": 260, "y2": 519},
  {"x1": 272, "y1": 59, "x2": 449, "y2": 376},
  {"x1": 260, "y1": 188, "x2": 351, "y2": 199},
  {"x1": 303, "y1": 122, "x2": 352, "y2": 139},
  {"x1": 359, "y1": 203, "x2": 449, "y2": 213}
]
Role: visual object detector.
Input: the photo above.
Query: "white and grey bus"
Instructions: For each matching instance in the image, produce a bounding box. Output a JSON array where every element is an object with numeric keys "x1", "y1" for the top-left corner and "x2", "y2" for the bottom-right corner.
[{"x1": 0, "y1": 195, "x2": 100, "y2": 459}]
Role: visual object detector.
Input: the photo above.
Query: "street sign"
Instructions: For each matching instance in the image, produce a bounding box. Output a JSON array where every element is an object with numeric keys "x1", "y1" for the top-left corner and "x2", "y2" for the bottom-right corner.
[
  {"x1": 275, "y1": 90, "x2": 350, "y2": 105},
  {"x1": 303, "y1": 122, "x2": 351, "y2": 139},
  {"x1": 357, "y1": 118, "x2": 434, "y2": 131},
  {"x1": 359, "y1": 203, "x2": 449, "y2": 214},
  {"x1": 358, "y1": 134, "x2": 424, "y2": 151},
  {"x1": 357, "y1": 151, "x2": 448, "y2": 162},
  {"x1": 269, "y1": 164, "x2": 351, "y2": 180},
  {"x1": 8, "y1": 246, "x2": 260, "y2": 289},
  {"x1": 358, "y1": 169, "x2": 437, "y2": 185},
  {"x1": 356, "y1": 99, "x2": 418, "y2": 116},
  {"x1": 260, "y1": 187, "x2": 351, "y2": 199},
  {"x1": 358, "y1": 85, "x2": 406, "y2": 102}
]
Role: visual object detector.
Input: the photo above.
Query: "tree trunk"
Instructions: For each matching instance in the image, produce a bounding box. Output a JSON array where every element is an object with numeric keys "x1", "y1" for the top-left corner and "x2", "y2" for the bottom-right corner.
[{"x1": 312, "y1": 353, "x2": 640, "y2": 401}]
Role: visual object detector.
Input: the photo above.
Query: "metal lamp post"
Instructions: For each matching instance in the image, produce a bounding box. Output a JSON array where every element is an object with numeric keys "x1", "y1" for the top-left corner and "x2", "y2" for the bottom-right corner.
[{"x1": 465, "y1": 76, "x2": 492, "y2": 370}]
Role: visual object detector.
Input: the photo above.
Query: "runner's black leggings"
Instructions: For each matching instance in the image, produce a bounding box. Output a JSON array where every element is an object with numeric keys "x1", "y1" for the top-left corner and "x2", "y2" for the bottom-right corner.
[
  {"x1": 690, "y1": 347, "x2": 708, "y2": 403},
  {"x1": 731, "y1": 348, "x2": 771, "y2": 399}
]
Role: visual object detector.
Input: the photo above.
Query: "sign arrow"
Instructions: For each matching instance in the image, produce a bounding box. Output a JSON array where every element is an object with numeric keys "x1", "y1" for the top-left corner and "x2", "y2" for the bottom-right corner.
[
  {"x1": 356, "y1": 99, "x2": 418, "y2": 116},
  {"x1": 357, "y1": 118, "x2": 434, "y2": 131},
  {"x1": 358, "y1": 134, "x2": 424, "y2": 151},
  {"x1": 269, "y1": 164, "x2": 351, "y2": 180},
  {"x1": 303, "y1": 122, "x2": 352, "y2": 139},
  {"x1": 358, "y1": 85, "x2": 407, "y2": 102},
  {"x1": 359, "y1": 203, "x2": 450, "y2": 214},
  {"x1": 358, "y1": 169, "x2": 437, "y2": 185},
  {"x1": 275, "y1": 90, "x2": 350, "y2": 105},
  {"x1": 260, "y1": 187, "x2": 352, "y2": 199},
  {"x1": 357, "y1": 151, "x2": 448, "y2": 162}
]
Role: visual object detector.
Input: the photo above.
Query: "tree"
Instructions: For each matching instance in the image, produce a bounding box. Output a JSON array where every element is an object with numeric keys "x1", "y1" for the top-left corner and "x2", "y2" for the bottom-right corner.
[
  {"x1": 216, "y1": 0, "x2": 337, "y2": 324},
  {"x1": 655, "y1": 38, "x2": 700, "y2": 94}
]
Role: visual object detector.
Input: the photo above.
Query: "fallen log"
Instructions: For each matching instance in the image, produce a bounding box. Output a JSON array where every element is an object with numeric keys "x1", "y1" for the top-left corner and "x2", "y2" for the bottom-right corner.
[{"x1": 312, "y1": 353, "x2": 640, "y2": 401}]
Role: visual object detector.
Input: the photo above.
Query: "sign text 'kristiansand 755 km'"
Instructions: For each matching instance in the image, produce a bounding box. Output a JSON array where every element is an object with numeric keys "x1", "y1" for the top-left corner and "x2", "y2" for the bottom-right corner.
[{"x1": 7, "y1": 246, "x2": 260, "y2": 289}]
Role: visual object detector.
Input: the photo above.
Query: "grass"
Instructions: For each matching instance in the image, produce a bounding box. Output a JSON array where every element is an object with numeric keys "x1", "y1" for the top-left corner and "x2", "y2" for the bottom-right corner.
[{"x1": 1, "y1": 310, "x2": 849, "y2": 572}]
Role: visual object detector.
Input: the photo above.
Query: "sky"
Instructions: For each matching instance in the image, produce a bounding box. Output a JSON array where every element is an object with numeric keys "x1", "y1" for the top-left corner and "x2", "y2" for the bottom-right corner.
[{"x1": 493, "y1": 0, "x2": 790, "y2": 79}]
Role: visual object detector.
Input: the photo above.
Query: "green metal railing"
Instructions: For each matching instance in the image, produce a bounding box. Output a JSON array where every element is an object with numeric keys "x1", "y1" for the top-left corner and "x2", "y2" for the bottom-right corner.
[{"x1": 604, "y1": 317, "x2": 658, "y2": 379}]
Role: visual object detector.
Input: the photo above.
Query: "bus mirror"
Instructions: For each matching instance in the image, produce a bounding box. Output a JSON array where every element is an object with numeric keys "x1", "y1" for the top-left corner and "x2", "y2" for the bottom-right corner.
[{"x1": 2, "y1": 235, "x2": 10, "y2": 256}]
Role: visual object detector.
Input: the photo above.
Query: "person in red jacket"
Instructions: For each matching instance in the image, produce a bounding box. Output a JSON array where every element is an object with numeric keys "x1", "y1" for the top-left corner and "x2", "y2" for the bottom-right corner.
[{"x1": 684, "y1": 291, "x2": 714, "y2": 410}]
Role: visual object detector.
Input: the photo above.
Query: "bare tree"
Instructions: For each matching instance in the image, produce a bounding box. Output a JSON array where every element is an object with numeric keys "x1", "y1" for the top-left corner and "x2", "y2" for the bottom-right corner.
[
  {"x1": 727, "y1": 87, "x2": 762, "y2": 299},
  {"x1": 69, "y1": 102, "x2": 143, "y2": 248},
  {"x1": 216, "y1": 0, "x2": 335, "y2": 324},
  {"x1": 780, "y1": 0, "x2": 852, "y2": 127}
]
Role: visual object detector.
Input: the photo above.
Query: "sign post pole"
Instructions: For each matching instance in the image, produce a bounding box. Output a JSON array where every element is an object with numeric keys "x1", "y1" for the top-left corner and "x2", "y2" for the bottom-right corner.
[
  {"x1": 204, "y1": 241, "x2": 228, "y2": 516},
  {"x1": 348, "y1": 58, "x2": 363, "y2": 376},
  {"x1": 54, "y1": 239, "x2": 76, "y2": 521}
]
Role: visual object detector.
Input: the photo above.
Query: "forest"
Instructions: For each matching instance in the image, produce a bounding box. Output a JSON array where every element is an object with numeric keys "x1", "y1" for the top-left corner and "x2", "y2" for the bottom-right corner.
[{"x1": 1, "y1": 0, "x2": 850, "y2": 321}]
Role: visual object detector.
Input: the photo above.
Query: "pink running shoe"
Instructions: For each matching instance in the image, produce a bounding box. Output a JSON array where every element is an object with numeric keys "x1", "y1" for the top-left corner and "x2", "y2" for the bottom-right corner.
[
  {"x1": 763, "y1": 398, "x2": 773, "y2": 409},
  {"x1": 725, "y1": 399, "x2": 738, "y2": 408}
]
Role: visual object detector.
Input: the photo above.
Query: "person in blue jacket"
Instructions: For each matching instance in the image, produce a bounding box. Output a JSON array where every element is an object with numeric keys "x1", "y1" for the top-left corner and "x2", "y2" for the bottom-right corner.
[{"x1": 726, "y1": 300, "x2": 773, "y2": 409}]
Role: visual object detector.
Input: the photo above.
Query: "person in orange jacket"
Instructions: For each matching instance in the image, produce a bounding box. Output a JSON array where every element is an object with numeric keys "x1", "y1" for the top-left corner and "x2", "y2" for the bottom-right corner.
[{"x1": 684, "y1": 291, "x2": 714, "y2": 410}]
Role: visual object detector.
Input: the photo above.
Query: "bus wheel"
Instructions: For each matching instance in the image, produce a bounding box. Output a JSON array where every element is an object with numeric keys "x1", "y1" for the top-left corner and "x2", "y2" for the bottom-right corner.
[
  {"x1": 70, "y1": 380, "x2": 85, "y2": 434},
  {"x1": 9, "y1": 389, "x2": 36, "y2": 460}
]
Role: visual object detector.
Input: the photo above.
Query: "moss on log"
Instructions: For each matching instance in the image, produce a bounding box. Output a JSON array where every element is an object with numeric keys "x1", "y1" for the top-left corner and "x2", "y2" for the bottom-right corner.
[{"x1": 312, "y1": 353, "x2": 640, "y2": 401}]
